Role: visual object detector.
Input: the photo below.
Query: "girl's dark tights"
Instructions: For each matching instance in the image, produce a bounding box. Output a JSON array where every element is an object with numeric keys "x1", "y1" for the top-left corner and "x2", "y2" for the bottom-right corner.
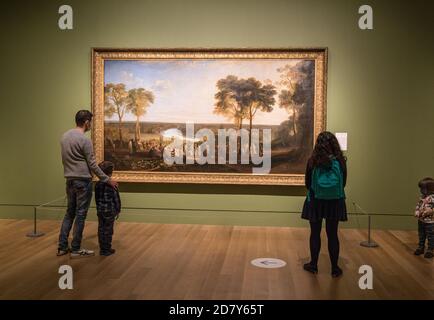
[{"x1": 309, "y1": 219, "x2": 340, "y2": 269}]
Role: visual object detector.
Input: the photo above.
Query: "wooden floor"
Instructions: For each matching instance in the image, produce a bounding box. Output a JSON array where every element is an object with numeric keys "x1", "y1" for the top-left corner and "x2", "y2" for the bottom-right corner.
[{"x1": 0, "y1": 219, "x2": 433, "y2": 300}]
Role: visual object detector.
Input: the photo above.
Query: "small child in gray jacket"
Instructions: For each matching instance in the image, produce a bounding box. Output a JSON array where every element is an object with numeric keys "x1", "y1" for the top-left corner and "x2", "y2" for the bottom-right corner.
[{"x1": 414, "y1": 177, "x2": 434, "y2": 258}]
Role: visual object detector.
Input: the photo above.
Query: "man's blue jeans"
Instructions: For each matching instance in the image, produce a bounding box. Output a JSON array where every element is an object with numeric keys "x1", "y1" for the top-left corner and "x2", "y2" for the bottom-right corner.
[{"x1": 58, "y1": 179, "x2": 93, "y2": 251}]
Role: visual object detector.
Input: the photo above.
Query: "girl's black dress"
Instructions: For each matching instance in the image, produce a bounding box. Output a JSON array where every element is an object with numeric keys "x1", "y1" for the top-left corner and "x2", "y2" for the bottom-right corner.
[{"x1": 301, "y1": 160, "x2": 348, "y2": 222}]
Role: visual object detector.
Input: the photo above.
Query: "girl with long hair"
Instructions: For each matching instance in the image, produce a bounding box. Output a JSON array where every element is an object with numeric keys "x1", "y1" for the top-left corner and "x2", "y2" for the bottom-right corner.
[{"x1": 301, "y1": 131, "x2": 347, "y2": 277}]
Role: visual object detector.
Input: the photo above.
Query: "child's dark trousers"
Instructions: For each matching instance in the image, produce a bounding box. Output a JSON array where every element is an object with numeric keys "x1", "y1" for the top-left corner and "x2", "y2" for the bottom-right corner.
[
  {"x1": 98, "y1": 212, "x2": 116, "y2": 253},
  {"x1": 418, "y1": 220, "x2": 434, "y2": 250}
]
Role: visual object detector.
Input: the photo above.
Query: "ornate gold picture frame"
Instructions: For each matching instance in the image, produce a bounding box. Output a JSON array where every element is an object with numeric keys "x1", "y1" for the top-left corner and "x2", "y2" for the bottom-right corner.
[{"x1": 92, "y1": 48, "x2": 327, "y2": 185}]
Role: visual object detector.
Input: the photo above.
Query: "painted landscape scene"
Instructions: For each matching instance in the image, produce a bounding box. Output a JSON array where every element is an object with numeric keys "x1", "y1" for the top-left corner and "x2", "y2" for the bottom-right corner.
[{"x1": 103, "y1": 58, "x2": 315, "y2": 174}]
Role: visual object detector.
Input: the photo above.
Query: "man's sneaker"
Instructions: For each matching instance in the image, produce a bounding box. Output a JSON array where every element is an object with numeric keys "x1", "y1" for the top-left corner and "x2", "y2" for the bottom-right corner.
[
  {"x1": 100, "y1": 248, "x2": 116, "y2": 256},
  {"x1": 424, "y1": 250, "x2": 433, "y2": 259},
  {"x1": 70, "y1": 249, "x2": 95, "y2": 259},
  {"x1": 57, "y1": 248, "x2": 70, "y2": 256},
  {"x1": 414, "y1": 247, "x2": 425, "y2": 255}
]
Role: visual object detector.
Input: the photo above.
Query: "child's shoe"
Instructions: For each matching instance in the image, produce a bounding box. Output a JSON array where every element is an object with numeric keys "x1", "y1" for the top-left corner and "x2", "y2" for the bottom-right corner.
[
  {"x1": 100, "y1": 248, "x2": 116, "y2": 256},
  {"x1": 57, "y1": 248, "x2": 70, "y2": 256},
  {"x1": 424, "y1": 249, "x2": 433, "y2": 259},
  {"x1": 414, "y1": 247, "x2": 425, "y2": 255}
]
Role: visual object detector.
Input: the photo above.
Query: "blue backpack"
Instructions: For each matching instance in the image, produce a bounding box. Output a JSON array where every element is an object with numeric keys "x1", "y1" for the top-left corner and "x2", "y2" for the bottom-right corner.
[{"x1": 309, "y1": 159, "x2": 345, "y2": 200}]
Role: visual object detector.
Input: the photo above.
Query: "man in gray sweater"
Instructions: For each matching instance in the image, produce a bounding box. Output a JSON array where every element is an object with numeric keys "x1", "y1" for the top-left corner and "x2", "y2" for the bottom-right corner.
[{"x1": 57, "y1": 110, "x2": 118, "y2": 258}]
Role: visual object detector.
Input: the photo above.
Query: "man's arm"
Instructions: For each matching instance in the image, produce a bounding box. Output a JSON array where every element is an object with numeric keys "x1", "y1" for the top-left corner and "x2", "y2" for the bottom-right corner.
[{"x1": 82, "y1": 138, "x2": 110, "y2": 182}]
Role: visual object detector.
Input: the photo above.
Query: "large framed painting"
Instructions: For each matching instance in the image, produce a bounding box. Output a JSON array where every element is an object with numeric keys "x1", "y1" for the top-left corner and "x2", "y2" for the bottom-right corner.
[{"x1": 92, "y1": 48, "x2": 327, "y2": 185}]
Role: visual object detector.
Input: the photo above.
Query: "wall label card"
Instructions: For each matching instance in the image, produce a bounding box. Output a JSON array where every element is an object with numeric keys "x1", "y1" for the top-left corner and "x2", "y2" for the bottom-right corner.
[{"x1": 335, "y1": 132, "x2": 348, "y2": 151}]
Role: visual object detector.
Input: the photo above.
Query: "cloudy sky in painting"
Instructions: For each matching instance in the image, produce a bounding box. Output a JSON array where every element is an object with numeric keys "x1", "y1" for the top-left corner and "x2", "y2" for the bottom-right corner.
[{"x1": 104, "y1": 59, "x2": 302, "y2": 125}]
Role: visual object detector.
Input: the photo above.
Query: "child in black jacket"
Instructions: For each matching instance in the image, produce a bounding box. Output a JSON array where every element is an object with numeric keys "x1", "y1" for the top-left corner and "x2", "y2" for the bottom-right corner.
[{"x1": 95, "y1": 161, "x2": 121, "y2": 256}]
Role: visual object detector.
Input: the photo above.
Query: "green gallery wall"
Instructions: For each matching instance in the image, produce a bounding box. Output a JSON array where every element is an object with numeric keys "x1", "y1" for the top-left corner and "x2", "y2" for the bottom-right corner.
[{"x1": 0, "y1": 0, "x2": 433, "y2": 230}]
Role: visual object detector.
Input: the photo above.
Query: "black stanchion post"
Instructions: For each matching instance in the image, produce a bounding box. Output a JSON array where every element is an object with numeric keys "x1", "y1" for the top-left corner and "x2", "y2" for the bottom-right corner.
[{"x1": 26, "y1": 206, "x2": 45, "y2": 238}]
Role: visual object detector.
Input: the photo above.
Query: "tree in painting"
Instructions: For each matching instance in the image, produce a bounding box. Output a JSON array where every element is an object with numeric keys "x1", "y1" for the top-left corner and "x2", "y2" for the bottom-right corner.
[
  {"x1": 277, "y1": 61, "x2": 314, "y2": 146},
  {"x1": 104, "y1": 83, "x2": 129, "y2": 146},
  {"x1": 214, "y1": 75, "x2": 276, "y2": 158},
  {"x1": 243, "y1": 78, "x2": 277, "y2": 147},
  {"x1": 127, "y1": 88, "x2": 155, "y2": 142},
  {"x1": 214, "y1": 76, "x2": 248, "y2": 131}
]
